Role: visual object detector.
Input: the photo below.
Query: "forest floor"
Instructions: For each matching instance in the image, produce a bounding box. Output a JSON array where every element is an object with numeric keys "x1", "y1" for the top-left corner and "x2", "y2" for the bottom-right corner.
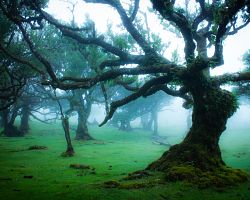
[{"x1": 0, "y1": 121, "x2": 250, "y2": 200}]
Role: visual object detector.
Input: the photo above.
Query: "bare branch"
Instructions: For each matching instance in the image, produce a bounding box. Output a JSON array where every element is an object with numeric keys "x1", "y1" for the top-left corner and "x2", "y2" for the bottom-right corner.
[
  {"x1": 209, "y1": 0, "x2": 247, "y2": 67},
  {"x1": 150, "y1": 0, "x2": 196, "y2": 61},
  {"x1": 84, "y1": 0, "x2": 159, "y2": 56},
  {"x1": 130, "y1": 0, "x2": 140, "y2": 22},
  {"x1": 99, "y1": 75, "x2": 172, "y2": 126},
  {"x1": 43, "y1": 63, "x2": 183, "y2": 90},
  {"x1": 213, "y1": 71, "x2": 250, "y2": 85},
  {"x1": 99, "y1": 55, "x2": 145, "y2": 69},
  {"x1": 227, "y1": 19, "x2": 250, "y2": 35},
  {"x1": 30, "y1": 112, "x2": 57, "y2": 124},
  {"x1": 100, "y1": 83, "x2": 109, "y2": 114},
  {"x1": 39, "y1": 10, "x2": 132, "y2": 59}
]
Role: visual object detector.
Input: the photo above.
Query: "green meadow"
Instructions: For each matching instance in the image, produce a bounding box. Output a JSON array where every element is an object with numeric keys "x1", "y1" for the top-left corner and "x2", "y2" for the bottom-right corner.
[{"x1": 0, "y1": 121, "x2": 250, "y2": 200}]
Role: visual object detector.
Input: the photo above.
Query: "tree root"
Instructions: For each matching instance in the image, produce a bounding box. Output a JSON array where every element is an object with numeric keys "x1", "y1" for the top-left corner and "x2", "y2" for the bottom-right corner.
[{"x1": 165, "y1": 164, "x2": 249, "y2": 188}]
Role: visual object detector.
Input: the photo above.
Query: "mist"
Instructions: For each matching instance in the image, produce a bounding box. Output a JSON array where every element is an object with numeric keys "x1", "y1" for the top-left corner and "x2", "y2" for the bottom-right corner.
[{"x1": 1, "y1": 0, "x2": 250, "y2": 199}]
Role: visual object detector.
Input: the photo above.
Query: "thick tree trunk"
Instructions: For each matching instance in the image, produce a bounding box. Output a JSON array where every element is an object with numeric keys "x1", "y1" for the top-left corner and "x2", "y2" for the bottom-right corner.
[
  {"x1": 146, "y1": 87, "x2": 247, "y2": 186},
  {"x1": 186, "y1": 108, "x2": 192, "y2": 132},
  {"x1": 19, "y1": 104, "x2": 30, "y2": 134},
  {"x1": 75, "y1": 108, "x2": 93, "y2": 140},
  {"x1": 2, "y1": 108, "x2": 23, "y2": 137},
  {"x1": 148, "y1": 87, "x2": 236, "y2": 170}
]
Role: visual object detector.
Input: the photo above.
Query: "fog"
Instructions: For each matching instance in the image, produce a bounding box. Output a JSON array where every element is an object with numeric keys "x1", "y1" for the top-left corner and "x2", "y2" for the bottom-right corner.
[{"x1": 83, "y1": 97, "x2": 250, "y2": 145}]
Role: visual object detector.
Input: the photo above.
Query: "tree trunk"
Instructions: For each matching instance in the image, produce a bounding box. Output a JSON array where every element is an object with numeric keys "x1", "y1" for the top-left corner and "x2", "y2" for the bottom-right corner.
[
  {"x1": 119, "y1": 119, "x2": 132, "y2": 131},
  {"x1": 19, "y1": 104, "x2": 30, "y2": 134},
  {"x1": 146, "y1": 86, "x2": 247, "y2": 186},
  {"x1": 141, "y1": 114, "x2": 153, "y2": 131},
  {"x1": 62, "y1": 116, "x2": 74, "y2": 156},
  {"x1": 2, "y1": 108, "x2": 23, "y2": 137},
  {"x1": 186, "y1": 108, "x2": 192, "y2": 132},
  {"x1": 75, "y1": 108, "x2": 93, "y2": 140},
  {"x1": 152, "y1": 110, "x2": 158, "y2": 136},
  {"x1": 0, "y1": 112, "x2": 3, "y2": 128}
]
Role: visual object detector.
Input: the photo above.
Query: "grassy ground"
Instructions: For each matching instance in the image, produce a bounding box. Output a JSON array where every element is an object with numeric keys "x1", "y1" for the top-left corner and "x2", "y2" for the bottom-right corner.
[{"x1": 0, "y1": 121, "x2": 250, "y2": 200}]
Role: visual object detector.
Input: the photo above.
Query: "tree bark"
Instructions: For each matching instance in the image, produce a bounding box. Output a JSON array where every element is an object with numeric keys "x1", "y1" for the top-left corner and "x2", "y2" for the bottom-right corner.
[
  {"x1": 2, "y1": 107, "x2": 23, "y2": 137},
  {"x1": 0, "y1": 112, "x2": 3, "y2": 128},
  {"x1": 152, "y1": 110, "x2": 158, "y2": 136},
  {"x1": 186, "y1": 108, "x2": 192, "y2": 132},
  {"x1": 73, "y1": 92, "x2": 93, "y2": 140},
  {"x1": 19, "y1": 103, "x2": 30, "y2": 134},
  {"x1": 148, "y1": 86, "x2": 237, "y2": 170},
  {"x1": 75, "y1": 107, "x2": 93, "y2": 140},
  {"x1": 62, "y1": 116, "x2": 74, "y2": 156},
  {"x1": 146, "y1": 86, "x2": 248, "y2": 186}
]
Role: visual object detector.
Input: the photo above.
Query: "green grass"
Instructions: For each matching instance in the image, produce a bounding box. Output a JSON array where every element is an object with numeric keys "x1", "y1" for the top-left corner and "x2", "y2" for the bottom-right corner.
[{"x1": 0, "y1": 121, "x2": 250, "y2": 200}]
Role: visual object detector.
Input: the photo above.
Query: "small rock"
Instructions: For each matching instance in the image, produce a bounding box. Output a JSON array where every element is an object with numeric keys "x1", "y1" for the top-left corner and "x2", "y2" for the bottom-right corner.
[
  {"x1": 70, "y1": 164, "x2": 90, "y2": 169},
  {"x1": 28, "y1": 145, "x2": 47, "y2": 150},
  {"x1": 103, "y1": 180, "x2": 120, "y2": 188}
]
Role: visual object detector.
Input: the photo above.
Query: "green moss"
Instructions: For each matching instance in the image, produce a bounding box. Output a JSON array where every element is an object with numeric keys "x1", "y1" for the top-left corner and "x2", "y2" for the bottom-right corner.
[
  {"x1": 123, "y1": 170, "x2": 151, "y2": 180},
  {"x1": 69, "y1": 164, "x2": 91, "y2": 170},
  {"x1": 166, "y1": 165, "x2": 202, "y2": 181},
  {"x1": 103, "y1": 180, "x2": 120, "y2": 188},
  {"x1": 119, "y1": 182, "x2": 150, "y2": 189},
  {"x1": 165, "y1": 164, "x2": 249, "y2": 188},
  {"x1": 0, "y1": 121, "x2": 250, "y2": 199},
  {"x1": 103, "y1": 177, "x2": 162, "y2": 190}
]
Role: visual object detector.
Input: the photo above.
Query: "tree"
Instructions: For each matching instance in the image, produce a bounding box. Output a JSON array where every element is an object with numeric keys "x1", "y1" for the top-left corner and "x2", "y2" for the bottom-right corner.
[
  {"x1": 55, "y1": 91, "x2": 75, "y2": 157},
  {"x1": 1, "y1": 102, "x2": 23, "y2": 137},
  {"x1": 109, "y1": 87, "x2": 172, "y2": 135},
  {"x1": 1, "y1": 0, "x2": 250, "y2": 185},
  {"x1": 67, "y1": 89, "x2": 94, "y2": 140}
]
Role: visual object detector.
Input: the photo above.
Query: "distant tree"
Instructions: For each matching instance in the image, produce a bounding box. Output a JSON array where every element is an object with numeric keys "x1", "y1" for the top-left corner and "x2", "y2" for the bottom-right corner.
[
  {"x1": 108, "y1": 86, "x2": 172, "y2": 137},
  {"x1": 1, "y1": 102, "x2": 23, "y2": 137},
  {"x1": 67, "y1": 89, "x2": 94, "y2": 140}
]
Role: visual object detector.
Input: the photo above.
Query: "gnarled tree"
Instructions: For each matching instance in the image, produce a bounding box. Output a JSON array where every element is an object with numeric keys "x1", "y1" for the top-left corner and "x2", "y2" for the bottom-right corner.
[{"x1": 1, "y1": 0, "x2": 250, "y2": 185}]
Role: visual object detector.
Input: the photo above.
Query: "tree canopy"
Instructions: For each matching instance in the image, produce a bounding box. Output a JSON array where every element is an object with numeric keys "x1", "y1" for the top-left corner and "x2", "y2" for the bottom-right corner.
[{"x1": 0, "y1": 0, "x2": 250, "y2": 186}]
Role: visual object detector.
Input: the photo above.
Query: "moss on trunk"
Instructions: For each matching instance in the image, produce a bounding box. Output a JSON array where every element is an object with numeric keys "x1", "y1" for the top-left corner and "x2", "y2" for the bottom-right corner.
[
  {"x1": 75, "y1": 109, "x2": 93, "y2": 140},
  {"x1": 146, "y1": 86, "x2": 248, "y2": 186}
]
